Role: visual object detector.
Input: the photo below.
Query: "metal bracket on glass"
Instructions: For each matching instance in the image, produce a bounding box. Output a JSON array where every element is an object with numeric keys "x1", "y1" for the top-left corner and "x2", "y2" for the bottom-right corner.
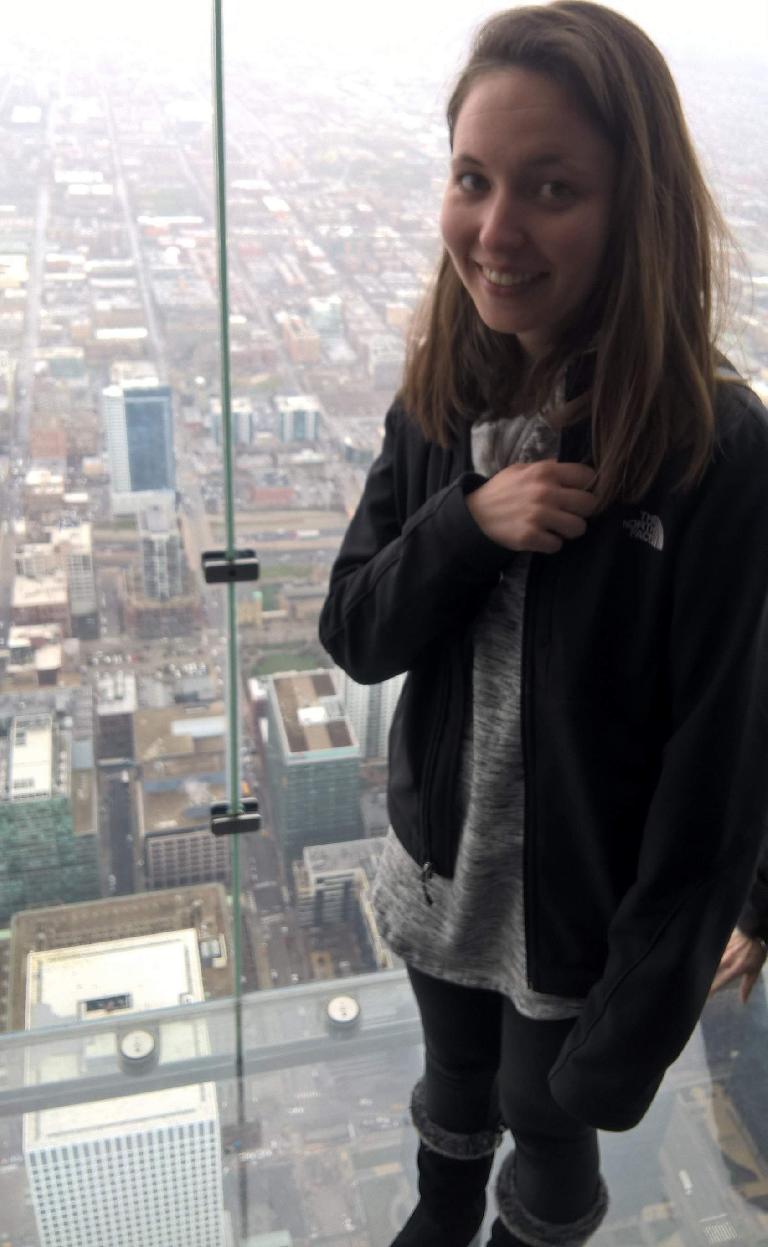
[
  {"x1": 210, "y1": 797, "x2": 262, "y2": 837},
  {"x1": 202, "y1": 549, "x2": 260, "y2": 584}
]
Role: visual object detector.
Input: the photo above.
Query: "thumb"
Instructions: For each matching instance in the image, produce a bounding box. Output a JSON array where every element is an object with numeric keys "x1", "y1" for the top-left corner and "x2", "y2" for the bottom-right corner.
[{"x1": 740, "y1": 972, "x2": 759, "y2": 1005}]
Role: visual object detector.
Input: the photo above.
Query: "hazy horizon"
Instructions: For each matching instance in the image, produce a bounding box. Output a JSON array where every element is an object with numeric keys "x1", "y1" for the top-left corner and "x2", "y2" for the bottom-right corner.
[{"x1": 3, "y1": 0, "x2": 767, "y2": 66}]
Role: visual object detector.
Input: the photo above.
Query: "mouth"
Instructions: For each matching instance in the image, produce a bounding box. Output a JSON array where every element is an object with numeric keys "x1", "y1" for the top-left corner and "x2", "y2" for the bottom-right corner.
[{"x1": 476, "y1": 264, "x2": 549, "y2": 291}]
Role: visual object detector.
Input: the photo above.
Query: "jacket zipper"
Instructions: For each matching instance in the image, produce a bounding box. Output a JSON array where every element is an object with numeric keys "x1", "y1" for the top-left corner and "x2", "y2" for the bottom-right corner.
[
  {"x1": 417, "y1": 657, "x2": 451, "y2": 905},
  {"x1": 420, "y1": 862, "x2": 435, "y2": 906},
  {"x1": 520, "y1": 427, "x2": 570, "y2": 986},
  {"x1": 418, "y1": 438, "x2": 471, "y2": 906},
  {"x1": 521, "y1": 553, "x2": 539, "y2": 988}
]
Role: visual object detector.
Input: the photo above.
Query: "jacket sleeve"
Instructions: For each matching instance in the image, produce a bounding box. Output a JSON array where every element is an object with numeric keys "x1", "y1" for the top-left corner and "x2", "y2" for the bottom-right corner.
[
  {"x1": 318, "y1": 402, "x2": 513, "y2": 683},
  {"x1": 548, "y1": 399, "x2": 768, "y2": 1132}
]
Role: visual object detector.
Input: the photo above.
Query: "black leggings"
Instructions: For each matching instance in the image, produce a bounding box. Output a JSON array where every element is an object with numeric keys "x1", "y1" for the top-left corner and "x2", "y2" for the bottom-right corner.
[{"x1": 407, "y1": 963, "x2": 601, "y2": 1226}]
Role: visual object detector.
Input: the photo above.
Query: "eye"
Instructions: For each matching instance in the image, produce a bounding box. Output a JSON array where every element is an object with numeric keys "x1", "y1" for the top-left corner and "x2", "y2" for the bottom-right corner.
[
  {"x1": 456, "y1": 171, "x2": 487, "y2": 193},
  {"x1": 539, "y1": 180, "x2": 575, "y2": 204}
]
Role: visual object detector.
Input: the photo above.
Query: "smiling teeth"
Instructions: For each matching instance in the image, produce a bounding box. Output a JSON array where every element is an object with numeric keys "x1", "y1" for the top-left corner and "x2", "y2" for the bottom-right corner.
[{"x1": 482, "y1": 267, "x2": 544, "y2": 287}]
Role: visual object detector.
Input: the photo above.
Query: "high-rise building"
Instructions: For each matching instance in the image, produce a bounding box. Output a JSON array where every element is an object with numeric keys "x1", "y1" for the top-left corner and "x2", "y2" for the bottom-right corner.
[
  {"x1": 0, "y1": 711, "x2": 99, "y2": 925},
  {"x1": 333, "y1": 668, "x2": 406, "y2": 760},
  {"x1": 293, "y1": 837, "x2": 395, "y2": 971},
  {"x1": 23, "y1": 930, "x2": 227, "y2": 1247},
  {"x1": 278, "y1": 312, "x2": 321, "y2": 364},
  {"x1": 134, "y1": 703, "x2": 230, "y2": 890},
  {"x1": 307, "y1": 294, "x2": 343, "y2": 335},
  {"x1": 265, "y1": 669, "x2": 362, "y2": 861},
  {"x1": 139, "y1": 503, "x2": 184, "y2": 601},
  {"x1": 96, "y1": 671, "x2": 137, "y2": 765},
  {"x1": 102, "y1": 384, "x2": 176, "y2": 501},
  {"x1": 274, "y1": 394, "x2": 321, "y2": 442},
  {"x1": 12, "y1": 523, "x2": 98, "y2": 640},
  {"x1": 52, "y1": 522, "x2": 98, "y2": 640},
  {"x1": 367, "y1": 333, "x2": 404, "y2": 389},
  {"x1": 8, "y1": 883, "x2": 234, "y2": 1031}
]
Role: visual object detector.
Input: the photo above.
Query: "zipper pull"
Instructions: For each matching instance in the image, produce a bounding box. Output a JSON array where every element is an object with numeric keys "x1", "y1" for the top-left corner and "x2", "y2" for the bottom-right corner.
[{"x1": 420, "y1": 862, "x2": 434, "y2": 907}]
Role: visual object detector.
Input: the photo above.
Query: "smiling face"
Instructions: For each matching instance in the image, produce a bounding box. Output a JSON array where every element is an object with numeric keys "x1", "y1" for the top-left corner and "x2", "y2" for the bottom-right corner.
[{"x1": 440, "y1": 68, "x2": 616, "y2": 359}]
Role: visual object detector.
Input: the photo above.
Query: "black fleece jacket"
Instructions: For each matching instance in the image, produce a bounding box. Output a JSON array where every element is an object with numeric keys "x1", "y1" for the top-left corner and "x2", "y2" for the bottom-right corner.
[{"x1": 319, "y1": 364, "x2": 768, "y2": 1131}]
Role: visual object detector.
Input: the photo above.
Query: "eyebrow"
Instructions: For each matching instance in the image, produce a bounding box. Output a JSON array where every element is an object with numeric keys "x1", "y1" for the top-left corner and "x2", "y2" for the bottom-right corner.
[{"x1": 451, "y1": 152, "x2": 580, "y2": 171}]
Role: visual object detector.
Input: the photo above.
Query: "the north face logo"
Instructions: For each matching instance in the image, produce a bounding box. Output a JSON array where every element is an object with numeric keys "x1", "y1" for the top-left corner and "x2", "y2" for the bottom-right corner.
[{"x1": 623, "y1": 511, "x2": 664, "y2": 551}]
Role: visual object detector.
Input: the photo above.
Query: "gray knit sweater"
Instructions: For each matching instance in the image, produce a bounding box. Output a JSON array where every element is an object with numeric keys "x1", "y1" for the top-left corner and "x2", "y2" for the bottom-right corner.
[{"x1": 370, "y1": 412, "x2": 586, "y2": 1020}]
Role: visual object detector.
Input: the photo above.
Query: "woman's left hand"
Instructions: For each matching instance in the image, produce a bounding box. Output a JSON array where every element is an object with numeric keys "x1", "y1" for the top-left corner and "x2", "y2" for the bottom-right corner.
[{"x1": 709, "y1": 929, "x2": 767, "y2": 1004}]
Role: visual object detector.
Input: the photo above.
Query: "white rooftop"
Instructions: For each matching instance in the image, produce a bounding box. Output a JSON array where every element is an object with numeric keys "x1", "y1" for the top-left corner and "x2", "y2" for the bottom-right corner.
[
  {"x1": 10, "y1": 714, "x2": 54, "y2": 800},
  {"x1": 274, "y1": 394, "x2": 322, "y2": 414},
  {"x1": 24, "y1": 930, "x2": 216, "y2": 1147},
  {"x1": 171, "y1": 716, "x2": 225, "y2": 739}
]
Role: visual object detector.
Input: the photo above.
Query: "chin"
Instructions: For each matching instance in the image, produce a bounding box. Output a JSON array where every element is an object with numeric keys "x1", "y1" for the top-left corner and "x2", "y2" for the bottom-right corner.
[{"x1": 476, "y1": 309, "x2": 543, "y2": 339}]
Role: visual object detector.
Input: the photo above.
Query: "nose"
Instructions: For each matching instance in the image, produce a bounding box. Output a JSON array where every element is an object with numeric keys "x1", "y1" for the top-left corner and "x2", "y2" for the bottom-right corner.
[{"x1": 478, "y1": 189, "x2": 527, "y2": 254}]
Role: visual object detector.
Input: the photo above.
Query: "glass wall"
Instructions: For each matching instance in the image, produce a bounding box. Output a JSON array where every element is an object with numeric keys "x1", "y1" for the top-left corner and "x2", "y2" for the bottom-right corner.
[{"x1": 0, "y1": 1, "x2": 766, "y2": 1244}]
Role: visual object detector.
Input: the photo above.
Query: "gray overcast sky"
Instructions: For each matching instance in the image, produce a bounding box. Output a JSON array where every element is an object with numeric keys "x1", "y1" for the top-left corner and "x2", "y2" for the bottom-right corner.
[{"x1": 4, "y1": 0, "x2": 767, "y2": 62}]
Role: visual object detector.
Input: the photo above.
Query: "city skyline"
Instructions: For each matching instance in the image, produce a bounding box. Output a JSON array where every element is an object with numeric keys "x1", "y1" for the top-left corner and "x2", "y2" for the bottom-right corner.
[{"x1": 0, "y1": 8, "x2": 766, "y2": 1245}]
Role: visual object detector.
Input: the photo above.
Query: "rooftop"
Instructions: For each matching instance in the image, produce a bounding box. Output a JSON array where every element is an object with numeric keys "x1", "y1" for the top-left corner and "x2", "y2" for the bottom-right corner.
[
  {"x1": 12, "y1": 574, "x2": 68, "y2": 609},
  {"x1": 24, "y1": 930, "x2": 217, "y2": 1145},
  {"x1": 141, "y1": 777, "x2": 226, "y2": 834},
  {"x1": 270, "y1": 671, "x2": 358, "y2": 758},
  {"x1": 96, "y1": 670, "x2": 138, "y2": 715},
  {"x1": 274, "y1": 393, "x2": 322, "y2": 414},
  {"x1": 302, "y1": 836, "x2": 387, "y2": 888},
  {"x1": 134, "y1": 701, "x2": 226, "y2": 764},
  {"x1": 9, "y1": 883, "x2": 232, "y2": 1030},
  {"x1": 8, "y1": 714, "x2": 54, "y2": 801}
]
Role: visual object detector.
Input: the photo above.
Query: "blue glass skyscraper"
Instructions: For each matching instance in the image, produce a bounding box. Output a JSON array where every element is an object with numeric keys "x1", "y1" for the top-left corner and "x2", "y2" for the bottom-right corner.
[
  {"x1": 103, "y1": 384, "x2": 176, "y2": 496},
  {"x1": 124, "y1": 386, "x2": 175, "y2": 492}
]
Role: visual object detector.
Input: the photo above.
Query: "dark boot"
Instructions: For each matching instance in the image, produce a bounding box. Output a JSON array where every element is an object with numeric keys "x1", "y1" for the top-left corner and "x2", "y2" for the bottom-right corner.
[
  {"x1": 486, "y1": 1151, "x2": 609, "y2": 1246},
  {"x1": 391, "y1": 1077, "x2": 504, "y2": 1247}
]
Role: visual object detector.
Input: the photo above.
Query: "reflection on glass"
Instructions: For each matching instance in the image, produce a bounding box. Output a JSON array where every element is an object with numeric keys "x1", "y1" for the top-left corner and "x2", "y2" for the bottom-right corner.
[{"x1": 0, "y1": 977, "x2": 768, "y2": 1243}]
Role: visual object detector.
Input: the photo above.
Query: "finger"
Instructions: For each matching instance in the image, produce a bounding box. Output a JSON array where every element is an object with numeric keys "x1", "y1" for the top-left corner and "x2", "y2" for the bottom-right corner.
[
  {"x1": 530, "y1": 530, "x2": 565, "y2": 555},
  {"x1": 710, "y1": 965, "x2": 738, "y2": 994},
  {"x1": 554, "y1": 486, "x2": 600, "y2": 518},
  {"x1": 549, "y1": 462, "x2": 597, "y2": 489},
  {"x1": 543, "y1": 509, "x2": 588, "y2": 541},
  {"x1": 741, "y1": 972, "x2": 760, "y2": 1005}
]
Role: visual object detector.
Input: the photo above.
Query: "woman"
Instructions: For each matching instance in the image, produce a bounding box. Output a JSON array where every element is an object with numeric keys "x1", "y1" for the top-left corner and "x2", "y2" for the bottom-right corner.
[{"x1": 319, "y1": 4, "x2": 768, "y2": 1245}]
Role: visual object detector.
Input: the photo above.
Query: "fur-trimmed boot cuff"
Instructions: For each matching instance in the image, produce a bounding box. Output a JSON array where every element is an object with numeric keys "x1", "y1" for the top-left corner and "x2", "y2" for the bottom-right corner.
[
  {"x1": 410, "y1": 1077, "x2": 504, "y2": 1159},
  {"x1": 493, "y1": 1150, "x2": 609, "y2": 1247}
]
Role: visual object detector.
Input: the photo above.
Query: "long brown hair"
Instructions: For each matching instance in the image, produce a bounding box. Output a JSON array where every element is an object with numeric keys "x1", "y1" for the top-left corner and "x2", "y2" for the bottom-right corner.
[{"x1": 400, "y1": 1, "x2": 743, "y2": 507}]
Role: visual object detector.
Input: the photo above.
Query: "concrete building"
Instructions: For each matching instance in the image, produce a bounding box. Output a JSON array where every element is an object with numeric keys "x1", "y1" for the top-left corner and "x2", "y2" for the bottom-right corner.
[
  {"x1": 279, "y1": 313, "x2": 321, "y2": 365},
  {"x1": 274, "y1": 394, "x2": 321, "y2": 442},
  {"x1": 293, "y1": 837, "x2": 394, "y2": 971},
  {"x1": 11, "y1": 570, "x2": 70, "y2": 632},
  {"x1": 12, "y1": 524, "x2": 97, "y2": 640},
  {"x1": 139, "y1": 503, "x2": 185, "y2": 601},
  {"x1": 23, "y1": 930, "x2": 227, "y2": 1247},
  {"x1": 109, "y1": 487, "x2": 176, "y2": 518},
  {"x1": 123, "y1": 591, "x2": 201, "y2": 641},
  {"x1": 7, "y1": 883, "x2": 233, "y2": 1031},
  {"x1": 96, "y1": 671, "x2": 137, "y2": 765},
  {"x1": 102, "y1": 383, "x2": 176, "y2": 505},
  {"x1": 0, "y1": 711, "x2": 99, "y2": 925},
  {"x1": 334, "y1": 667, "x2": 405, "y2": 760},
  {"x1": 265, "y1": 670, "x2": 361, "y2": 861},
  {"x1": 210, "y1": 395, "x2": 253, "y2": 446},
  {"x1": 23, "y1": 467, "x2": 65, "y2": 519},
  {"x1": 134, "y1": 703, "x2": 229, "y2": 890},
  {"x1": 52, "y1": 522, "x2": 99, "y2": 640},
  {"x1": 367, "y1": 333, "x2": 404, "y2": 389},
  {"x1": 3, "y1": 623, "x2": 65, "y2": 690},
  {"x1": 307, "y1": 294, "x2": 342, "y2": 335}
]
